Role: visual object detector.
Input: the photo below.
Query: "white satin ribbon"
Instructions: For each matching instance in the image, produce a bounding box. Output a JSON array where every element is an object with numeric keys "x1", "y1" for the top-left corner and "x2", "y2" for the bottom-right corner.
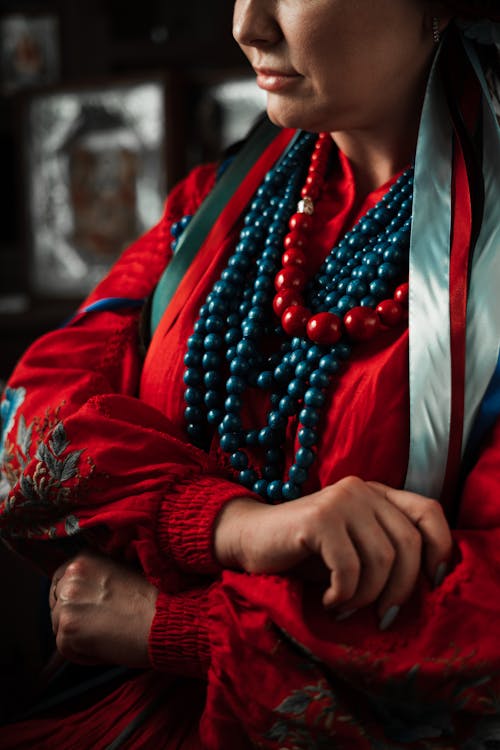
[{"x1": 404, "y1": 37, "x2": 500, "y2": 499}]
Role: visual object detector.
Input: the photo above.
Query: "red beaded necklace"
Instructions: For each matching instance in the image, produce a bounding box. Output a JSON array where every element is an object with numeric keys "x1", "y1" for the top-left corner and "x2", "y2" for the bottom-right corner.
[{"x1": 272, "y1": 132, "x2": 409, "y2": 345}]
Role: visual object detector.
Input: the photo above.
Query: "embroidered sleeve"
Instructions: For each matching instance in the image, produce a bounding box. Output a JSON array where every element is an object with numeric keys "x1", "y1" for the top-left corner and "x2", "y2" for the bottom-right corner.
[{"x1": 0, "y1": 164, "x2": 247, "y2": 584}]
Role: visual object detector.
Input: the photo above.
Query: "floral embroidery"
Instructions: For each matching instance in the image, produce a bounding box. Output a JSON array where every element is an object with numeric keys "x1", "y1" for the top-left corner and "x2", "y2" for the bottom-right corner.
[{"x1": 1, "y1": 401, "x2": 92, "y2": 540}]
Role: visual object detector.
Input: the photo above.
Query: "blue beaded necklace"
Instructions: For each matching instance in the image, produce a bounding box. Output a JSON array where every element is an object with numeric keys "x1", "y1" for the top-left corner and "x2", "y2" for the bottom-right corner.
[{"x1": 179, "y1": 132, "x2": 413, "y2": 502}]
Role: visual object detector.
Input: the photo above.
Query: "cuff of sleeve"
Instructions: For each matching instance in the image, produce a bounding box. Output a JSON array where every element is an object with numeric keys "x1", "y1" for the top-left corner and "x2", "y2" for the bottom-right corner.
[
  {"x1": 157, "y1": 475, "x2": 251, "y2": 574},
  {"x1": 148, "y1": 588, "x2": 211, "y2": 679}
]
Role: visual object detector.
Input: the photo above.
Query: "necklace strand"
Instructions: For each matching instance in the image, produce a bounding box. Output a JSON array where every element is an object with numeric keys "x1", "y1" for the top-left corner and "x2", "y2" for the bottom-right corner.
[{"x1": 179, "y1": 133, "x2": 413, "y2": 501}]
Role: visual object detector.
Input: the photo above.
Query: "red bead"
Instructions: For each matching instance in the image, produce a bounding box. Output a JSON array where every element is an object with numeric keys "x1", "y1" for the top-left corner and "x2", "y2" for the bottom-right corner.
[
  {"x1": 274, "y1": 267, "x2": 307, "y2": 292},
  {"x1": 273, "y1": 289, "x2": 302, "y2": 316},
  {"x1": 282, "y1": 305, "x2": 311, "y2": 337},
  {"x1": 376, "y1": 299, "x2": 404, "y2": 327},
  {"x1": 284, "y1": 231, "x2": 306, "y2": 250},
  {"x1": 288, "y1": 213, "x2": 313, "y2": 232},
  {"x1": 282, "y1": 248, "x2": 307, "y2": 269},
  {"x1": 394, "y1": 283, "x2": 409, "y2": 307},
  {"x1": 343, "y1": 307, "x2": 379, "y2": 341},
  {"x1": 306, "y1": 312, "x2": 342, "y2": 345}
]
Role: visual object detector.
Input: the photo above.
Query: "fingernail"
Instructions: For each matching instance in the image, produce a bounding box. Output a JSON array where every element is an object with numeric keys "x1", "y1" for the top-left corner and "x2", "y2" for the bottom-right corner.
[
  {"x1": 434, "y1": 561, "x2": 448, "y2": 588},
  {"x1": 335, "y1": 608, "x2": 357, "y2": 622},
  {"x1": 379, "y1": 605, "x2": 400, "y2": 631}
]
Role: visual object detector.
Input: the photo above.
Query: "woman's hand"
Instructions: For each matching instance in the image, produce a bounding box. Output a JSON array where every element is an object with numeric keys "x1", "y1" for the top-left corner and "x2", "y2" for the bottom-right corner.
[
  {"x1": 49, "y1": 550, "x2": 158, "y2": 667},
  {"x1": 214, "y1": 476, "x2": 453, "y2": 626}
]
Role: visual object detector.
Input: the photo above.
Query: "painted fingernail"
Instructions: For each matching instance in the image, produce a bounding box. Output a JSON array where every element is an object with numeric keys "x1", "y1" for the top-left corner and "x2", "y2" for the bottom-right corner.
[
  {"x1": 434, "y1": 561, "x2": 448, "y2": 588},
  {"x1": 379, "y1": 605, "x2": 400, "y2": 631},
  {"x1": 335, "y1": 608, "x2": 357, "y2": 622}
]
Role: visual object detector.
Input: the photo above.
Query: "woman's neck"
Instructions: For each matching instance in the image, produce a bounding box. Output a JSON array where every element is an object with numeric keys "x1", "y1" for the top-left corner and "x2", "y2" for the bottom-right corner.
[{"x1": 330, "y1": 67, "x2": 428, "y2": 197}]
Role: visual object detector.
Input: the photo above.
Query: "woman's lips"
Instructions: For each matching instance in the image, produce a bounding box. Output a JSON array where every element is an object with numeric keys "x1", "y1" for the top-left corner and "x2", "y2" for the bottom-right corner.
[{"x1": 255, "y1": 68, "x2": 300, "y2": 92}]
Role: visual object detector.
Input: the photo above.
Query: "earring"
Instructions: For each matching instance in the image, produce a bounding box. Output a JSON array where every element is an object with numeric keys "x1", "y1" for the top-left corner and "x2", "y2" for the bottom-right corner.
[{"x1": 432, "y1": 17, "x2": 441, "y2": 45}]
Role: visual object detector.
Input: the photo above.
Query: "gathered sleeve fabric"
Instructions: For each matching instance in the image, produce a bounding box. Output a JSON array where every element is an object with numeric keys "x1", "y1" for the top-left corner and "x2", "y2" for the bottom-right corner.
[{"x1": 0, "y1": 164, "x2": 250, "y2": 590}]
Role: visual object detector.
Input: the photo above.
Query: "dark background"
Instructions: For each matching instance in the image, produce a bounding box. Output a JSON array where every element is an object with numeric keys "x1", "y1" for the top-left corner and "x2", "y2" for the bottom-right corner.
[{"x1": 0, "y1": 0, "x2": 249, "y2": 381}]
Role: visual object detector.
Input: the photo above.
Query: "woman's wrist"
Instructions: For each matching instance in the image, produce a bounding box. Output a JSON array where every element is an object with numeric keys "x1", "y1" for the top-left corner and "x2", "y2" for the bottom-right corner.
[{"x1": 213, "y1": 497, "x2": 265, "y2": 569}]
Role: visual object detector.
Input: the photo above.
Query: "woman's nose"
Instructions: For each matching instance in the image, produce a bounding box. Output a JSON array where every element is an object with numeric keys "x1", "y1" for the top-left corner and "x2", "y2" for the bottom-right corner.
[{"x1": 233, "y1": 0, "x2": 281, "y2": 49}]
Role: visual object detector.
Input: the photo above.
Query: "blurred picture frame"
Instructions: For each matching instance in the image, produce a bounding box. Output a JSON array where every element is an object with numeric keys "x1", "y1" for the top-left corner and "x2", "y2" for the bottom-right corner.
[
  {"x1": 23, "y1": 77, "x2": 173, "y2": 299},
  {"x1": 0, "y1": 13, "x2": 60, "y2": 95}
]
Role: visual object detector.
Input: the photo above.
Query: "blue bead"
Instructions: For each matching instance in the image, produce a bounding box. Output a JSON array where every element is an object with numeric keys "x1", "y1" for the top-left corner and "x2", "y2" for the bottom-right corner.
[
  {"x1": 251, "y1": 291, "x2": 269, "y2": 306},
  {"x1": 310, "y1": 370, "x2": 330, "y2": 389},
  {"x1": 267, "y1": 481, "x2": 283, "y2": 501},
  {"x1": 362, "y1": 252, "x2": 380, "y2": 267},
  {"x1": 225, "y1": 328, "x2": 241, "y2": 345},
  {"x1": 279, "y1": 395, "x2": 298, "y2": 416},
  {"x1": 298, "y1": 427, "x2": 317, "y2": 448},
  {"x1": 258, "y1": 427, "x2": 278, "y2": 446},
  {"x1": 206, "y1": 315, "x2": 224, "y2": 333},
  {"x1": 269, "y1": 411, "x2": 287, "y2": 430},
  {"x1": 248, "y1": 306, "x2": 267, "y2": 323},
  {"x1": 296, "y1": 447, "x2": 315, "y2": 468},
  {"x1": 230, "y1": 451, "x2": 249, "y2": 470},
  {"x1": 253, "y1": 480, "x2": 268, "y2": 497},
  {"x1": 184, "y1": 351, "x2": 202, "y2": 368},
  {"x1": 204, "y1": 333, "x2": 223, "y2": 351},
  {"x1": 369, "y1": 279, "x2": 389, "y2": 297},
  {"x1": 274, "y1": 363, "x2": 294, "y2": 382},
  {"x1": 208, "y1": 299, "x2": 227, "y2": 316},
  {"x1": 295, "y1": 360, "x2": 312, "y2": 379},
  {"x1": 226, "y1": 347, "x2": 237, "y2": 362},
  {"x1": 202, "y1": 352, "x2": 221, "y2": 370},
  {"x1": 230, "y1": 357, "x2": 250, "y2": 376},
  {"x1": 222, "y1": 414, "x2": 241, "y2": 433},
  {"x1": 361, "y1": 295, "x2": 378, "y2": 307},
  {"x1": 240, "y1": 469, "x2": 258, "y2": 487},
  {"x1": 378, "y1": 262, "x2": 399, "y2": 279},
  {"x1": 204, "y1": 390, "x2": 221, "y2": 408},
  {"x1": 183, "y1": 369, "x2": 202, "y2": 386},
  {"x1": 289, "y1": 349, "x2": 305, "y2": 366},
  {"x1": 319, "y1": 355, "x2": 340, "y2": 374},
  {"x1": 332, "y1": 343, "x2": 352, "y2": 360},
  {"x1": 242, "y1": 321, "x2": 261, "y2": 338},
  {"x1": 236, "y1": 339, "x2": 256, "y2": 358},
  {"x1": 289, "y1": 465, "x2": 308, "y2": 485},
  {"x1": 257, "y1": 371, "x2": 274, "y2": 389},
  {"x1": 226, "y1": 376, "x2": 245, "y2": 394},
  {"x1": 383, "y1": 246, "x2": 405, "y2": 264},
  {"x1": 288, "y1": 379, "x2": 307, "y2": 398},
  {"x1": 220, "y1": 433, "x2": 242, "y2": 452},
  {"x1": 185, "y1": 387, "x2": 203, "y2": 405},
  {"x1": 245, "y1": 429, "x2": 260, "y2": 446},
  {"x1": 337, "y1": 295, "x2": 357, "y2": 313},
  {"x1": 304, "y1": 388, "x2": 325, "y2": 408},
  {"x1": 306, "y1": 346, "x2": 323, "y2": 362},
  {"x1": 346, "y1": 280, "x2": 368, "y2": 298},
  {"x1": 355, "y1": 265, "x2": 377, "y2": 282},
  {"x1": 299, "y1": 408, "x2": 320, "y2": 427},
  {"x1": 187, "y1": 334, "x2": 204, "y2": 351},
  {"x1": 184, "y1": 406, "x2": 204, "y2": 423},
  {"x1": 221, "y1": 268, "x2": 244, "y2": 285},
  {"x1": 207, "y1": 408, "x2": 223, "y2": 425},
  {"x1": 225, "y1": 395, "x2": 242, "y2": 412},
  {"x1": 193, "y1": 319, "x2": 206, "y2": 334},
  {"x1": 254, "y1": 276, "x2": 274, "y2": 292},
  {"x1": 282, "y1": 482, "x2": 301, "y2": 500}
]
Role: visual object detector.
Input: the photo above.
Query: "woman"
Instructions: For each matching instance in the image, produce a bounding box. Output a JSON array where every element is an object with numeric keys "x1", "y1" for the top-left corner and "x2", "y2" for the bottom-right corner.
[{"x1": 1, "y1": 0, "x2": 499, "y2": 747}]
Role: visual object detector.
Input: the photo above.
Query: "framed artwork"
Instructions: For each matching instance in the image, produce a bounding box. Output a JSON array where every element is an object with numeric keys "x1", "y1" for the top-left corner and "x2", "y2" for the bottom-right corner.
[
  {"x1": 194, "y1": 73, "x2": 267, "y2": 161},
  {"x1": 0, "y1": 13, "x2": 60, "y2": 94},
  {"x1": 23, "y1": 78, "x2": 170, "y2": 299}
]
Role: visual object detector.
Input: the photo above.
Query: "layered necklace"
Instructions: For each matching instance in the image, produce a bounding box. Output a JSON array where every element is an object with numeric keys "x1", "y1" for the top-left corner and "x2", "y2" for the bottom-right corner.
[{"x1": 179, "y1": 132, "x2": 413, "y2": 502}]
